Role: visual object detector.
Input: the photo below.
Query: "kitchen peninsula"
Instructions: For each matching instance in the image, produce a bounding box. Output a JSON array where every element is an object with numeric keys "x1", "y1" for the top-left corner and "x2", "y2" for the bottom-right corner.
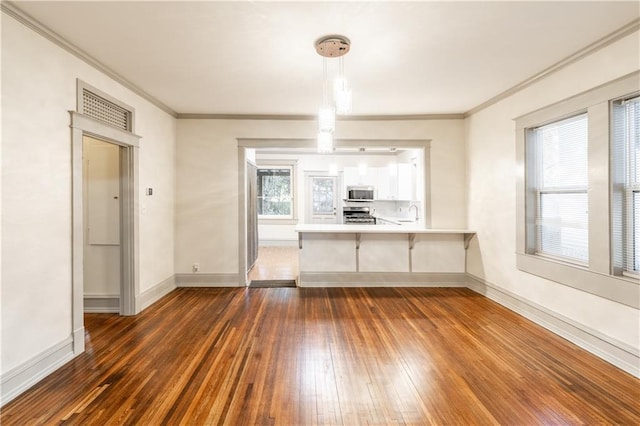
[{"x1": 295, "y1": 224, "x2": 475, "y2": 287}]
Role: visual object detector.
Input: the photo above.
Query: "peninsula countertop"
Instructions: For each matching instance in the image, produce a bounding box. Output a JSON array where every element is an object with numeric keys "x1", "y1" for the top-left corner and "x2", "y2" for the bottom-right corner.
[{"x1": 294, "y1": 224, "x2": 475, "y2": 234}]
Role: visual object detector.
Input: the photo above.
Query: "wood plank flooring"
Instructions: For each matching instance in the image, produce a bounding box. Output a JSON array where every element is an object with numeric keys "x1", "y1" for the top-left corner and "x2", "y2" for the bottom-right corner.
[
  {"x1": 248, "y1": 246, "x2": 298, "y2": 282},
  {"x1": 2, "y1": 287, "x2": 639, "y2": 425}
]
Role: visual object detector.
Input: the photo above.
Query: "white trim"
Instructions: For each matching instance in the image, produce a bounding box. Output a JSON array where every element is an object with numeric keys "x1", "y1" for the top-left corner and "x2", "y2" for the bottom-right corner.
[
  {"x1": 3, "y1": 0, "x2": 635, "y2": 121},
  {"x1": 465, "y1": 273, "x2": 639, "y2": 378},
  {"x1": 516, "y1": 253, "x2": 639, "y2": 309},
  {"x1": 83, "y1": 294, "x2": 120, "y2": 313},
  {"x1": 0, "y1": 2, "x2": 176, "y2": 117},
  {"x1": 1, "y1": 336, "x2": 75, "y2": 406},
  {"x1": 175, "y1": 273, "x2": 242, "y2": 287},
  {"x1": 515, "y1": 73, "x2": 640, "y2": 307},
  {"x1": 256, "y1": 161, "x2": 297, "y2": 220},
  {"x1": 466, "y1": 19, "x2": 640, "y2": 117},
  {"x1": 177, "y1": 113, "x2": 465, "y2": 121},
  {"x1": 77, "y1": 79, "x2": 136, "y2": 133},
  {"x1": 137, "y1": 275, "x2": 177, "y2": 312},
  {"x1": 71, "y1": 112, "x2": 141, "y2": 147},
  {"x1": 298, "y1": 272, "x2": 467, "y2": 287},
  {"x1": 71, "y1": 109, "x2": 141, "y2": 364}
]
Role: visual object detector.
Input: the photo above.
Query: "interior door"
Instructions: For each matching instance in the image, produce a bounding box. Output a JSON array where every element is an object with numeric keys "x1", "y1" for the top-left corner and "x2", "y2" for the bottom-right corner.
[{"x1": 307, "y1": 175, "x2": 338, "y2": 224}]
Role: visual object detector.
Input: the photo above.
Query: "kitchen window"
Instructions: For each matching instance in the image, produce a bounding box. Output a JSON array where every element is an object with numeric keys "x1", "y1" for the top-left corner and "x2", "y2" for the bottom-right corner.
[
  {"x1": 529, "y1": 113, "x2": 589, "y2": 264},
  {"x1": 612, "y1": 95, "x2": 640, "y2": 276},
  {"x1": 257, "y1": 165, "x2": 294, "y2": 219}
]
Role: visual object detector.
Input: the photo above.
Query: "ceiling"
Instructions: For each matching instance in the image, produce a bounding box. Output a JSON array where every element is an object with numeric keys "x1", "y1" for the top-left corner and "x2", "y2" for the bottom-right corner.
[{"x1": 10, "y1": 1, "x2": 640, "y2": 116}]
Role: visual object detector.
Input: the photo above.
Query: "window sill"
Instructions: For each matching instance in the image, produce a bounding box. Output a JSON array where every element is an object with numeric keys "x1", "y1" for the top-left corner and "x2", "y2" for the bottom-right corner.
[
  {"x1": 533, "y1": 251, "x2": 589, "y2": 269},
  {"x1": 516, "y1": 253, "x2": 639, "y2": 309},
  {"x1": 620, "y1": 271, "x2": 640, "y2": 283}
]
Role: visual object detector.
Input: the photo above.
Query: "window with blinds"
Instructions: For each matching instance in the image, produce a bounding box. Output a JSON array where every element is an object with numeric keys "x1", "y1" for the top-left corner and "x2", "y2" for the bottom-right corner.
[
  {"x1": 529, "y1": 113, "x2": 589, "y2": 264},
  {"x1": 612, "y1": 95, "x2": 640, "y2": 275}
]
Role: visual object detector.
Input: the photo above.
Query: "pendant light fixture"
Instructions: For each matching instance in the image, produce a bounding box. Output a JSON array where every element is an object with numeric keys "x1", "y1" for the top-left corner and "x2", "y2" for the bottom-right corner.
[{"x1": 315, "y1": 35, "x2": 351, "y2": 153}]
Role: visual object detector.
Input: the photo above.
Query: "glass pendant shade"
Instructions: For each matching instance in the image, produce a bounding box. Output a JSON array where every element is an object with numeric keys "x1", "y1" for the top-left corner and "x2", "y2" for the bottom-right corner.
[
  {"x1": 318, "y1": 106, "x2": 336, "y2": 132},
  {"x1": 334, "y1": 77, "x2": 352, "y2": 115},
  {"x1": 317, "y1": 131, "x2": 333, "y2": 153}
]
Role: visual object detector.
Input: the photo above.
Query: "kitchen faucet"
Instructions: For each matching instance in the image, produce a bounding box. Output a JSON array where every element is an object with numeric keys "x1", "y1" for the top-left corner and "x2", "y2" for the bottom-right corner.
[{"x1": 408, "y1": 204, "x2": 419, "y2": 222}]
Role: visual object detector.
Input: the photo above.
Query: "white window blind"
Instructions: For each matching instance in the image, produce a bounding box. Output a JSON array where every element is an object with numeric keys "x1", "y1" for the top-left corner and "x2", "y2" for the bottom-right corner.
[
  {"x1": 612, "y1": 95, "x2": 640, "y2": 275},
  {"x1": 530, "y1": 113, "x2": 589, "y2": 263}
]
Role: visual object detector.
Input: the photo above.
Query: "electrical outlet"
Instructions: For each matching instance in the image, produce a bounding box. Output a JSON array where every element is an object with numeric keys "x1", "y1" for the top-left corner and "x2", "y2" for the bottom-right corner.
[{"x1": 193, "y1": 263, "x2": 200, "y2": 272}]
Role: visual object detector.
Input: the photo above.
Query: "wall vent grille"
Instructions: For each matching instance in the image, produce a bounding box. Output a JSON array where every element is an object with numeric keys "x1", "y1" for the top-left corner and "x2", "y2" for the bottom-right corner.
[{"x1": 82, "y1": 89, "x2": 131, "y2": 131}]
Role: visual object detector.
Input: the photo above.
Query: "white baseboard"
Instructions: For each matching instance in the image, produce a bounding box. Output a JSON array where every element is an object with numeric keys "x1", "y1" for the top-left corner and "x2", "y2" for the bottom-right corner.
[
  {"x1": 466, "y1": 273, "x2": 640, "y2": 378},
  {"x1": 259, "y1": 239, "x2": 298, "y2": 247},
  {"x1": 298, "y1": 272, "x2": 467, "y2": 287},
  {"x1": 83, "y1": 294, "x2": 119, "y2": 313},
  {"x1": 1, "y1": 336, "x2": 75, "y2": 406},
  {"x1": 137, "y1": 275, "x2": 177, "y2": 312},
  {"x1": 175, "y1": 273, "x2": 242, "y2": 287}
]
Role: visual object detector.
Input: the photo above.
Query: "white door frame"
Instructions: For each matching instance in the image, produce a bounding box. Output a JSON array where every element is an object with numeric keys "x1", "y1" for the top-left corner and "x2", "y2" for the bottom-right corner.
[
  {"x1": 237, "y1": 138, "x2": 431, "y2": 287},
  {"x1": 70, "y1": 111, "x2": 141, "y2": 355}
]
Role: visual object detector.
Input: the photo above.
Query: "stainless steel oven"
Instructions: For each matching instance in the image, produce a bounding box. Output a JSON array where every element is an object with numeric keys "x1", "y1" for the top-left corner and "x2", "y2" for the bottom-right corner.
[{"x1": 343, "y1": 206, "x2": 376, "y2": 224}]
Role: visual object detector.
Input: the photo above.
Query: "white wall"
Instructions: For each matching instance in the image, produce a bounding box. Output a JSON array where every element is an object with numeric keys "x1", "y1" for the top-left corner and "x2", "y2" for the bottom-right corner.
[
  {"x1": 175, "y1": 118, "x2": 465, "y2": 274},
  {"x1": 1, "y1": 13, "x2": 176, "y2": 381},
  {"x1": 465, "y1": 31, "x2": 640, "y2": 350}
]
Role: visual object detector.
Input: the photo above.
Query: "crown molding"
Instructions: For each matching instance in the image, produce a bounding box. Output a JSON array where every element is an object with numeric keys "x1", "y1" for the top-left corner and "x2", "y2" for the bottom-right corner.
[
  {"x1": 177, "y1": 113, "x2": 464, "y2": 120},
  {"x1": 1, "y1": 1, "x2": 178, "y2": 118},
  {"x1": 5, "y1": 1, "x2": 636, "y2": 121},
  {"x1": 465, "y1": 18, "x2": 640, "y2": 118}
]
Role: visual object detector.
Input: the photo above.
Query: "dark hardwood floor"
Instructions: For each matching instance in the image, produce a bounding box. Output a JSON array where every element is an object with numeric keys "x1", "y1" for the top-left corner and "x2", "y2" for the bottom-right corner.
[{"x1": 2, "y1": 287, "x2": 639, "y2": 425}]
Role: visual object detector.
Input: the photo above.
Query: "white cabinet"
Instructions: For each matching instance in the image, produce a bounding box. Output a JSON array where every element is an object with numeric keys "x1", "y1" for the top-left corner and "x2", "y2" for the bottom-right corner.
[
  {"x1": 343, "y1": 166, "x2": 377, "y2": 188},
  {"x1": 376, "y1": 166, "x2": 397, "y2": 200},
  {"x1": 397, "y1": 163, "x2": 414, "y2": 201},
  {"x1": 344, "y1": 163, "x2": 415, "y2": 201}
]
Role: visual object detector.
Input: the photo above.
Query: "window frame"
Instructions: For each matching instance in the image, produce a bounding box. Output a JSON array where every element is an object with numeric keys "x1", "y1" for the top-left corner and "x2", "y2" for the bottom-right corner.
[
  {"x1": 529, "y1": 113, "x2": 590, "y2": 265},
  {"x1": 256, "y1": 160, "x2": 297, "y2": 222},
  {"x1": 515, "y1": 72, "x2": 639, "y2": 309},
  {"x1": 627, "y1": 189, "x2": 639, "y2": 276},
  {"x1": 612, "y1": 94, "x2": 640, "y2": 278}
]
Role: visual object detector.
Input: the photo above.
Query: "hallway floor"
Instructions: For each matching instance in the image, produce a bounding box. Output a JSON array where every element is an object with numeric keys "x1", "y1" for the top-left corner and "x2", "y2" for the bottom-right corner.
[{"x1": 247, "y1": 245, "x2": 298, "y2": 282}]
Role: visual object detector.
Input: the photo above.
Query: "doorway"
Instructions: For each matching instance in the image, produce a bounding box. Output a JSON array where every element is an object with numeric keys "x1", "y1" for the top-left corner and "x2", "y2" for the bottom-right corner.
[
  {"x1": 246, "y1": 160, "x2": 298, "y2": 286},
  {"x1": 237, "y1": 138, "x2": 432, "y2": 287},
  {"x1": 82, "y1": 136, "x2": 121, "y2": 312}
]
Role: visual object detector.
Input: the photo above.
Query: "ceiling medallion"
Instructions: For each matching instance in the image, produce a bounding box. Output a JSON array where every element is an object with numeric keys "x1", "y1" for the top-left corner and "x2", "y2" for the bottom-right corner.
[{"x1": 315, "y1": 35, "x2": 351, "y2": 58}]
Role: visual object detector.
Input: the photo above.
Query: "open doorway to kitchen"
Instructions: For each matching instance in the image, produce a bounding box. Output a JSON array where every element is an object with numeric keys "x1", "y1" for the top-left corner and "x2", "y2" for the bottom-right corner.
[
  {"x1": 245, "y1": 158, "x2": 298, "y2": 287},
  {"x1": 238, "y1": 138, "x2": 432, "y2": 288}
]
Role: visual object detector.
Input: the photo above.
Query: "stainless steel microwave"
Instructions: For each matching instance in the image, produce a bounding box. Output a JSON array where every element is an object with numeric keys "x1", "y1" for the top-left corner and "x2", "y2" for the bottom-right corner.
[{"x1": 346, "y1": 186, "x2": 374, "y2": 201}]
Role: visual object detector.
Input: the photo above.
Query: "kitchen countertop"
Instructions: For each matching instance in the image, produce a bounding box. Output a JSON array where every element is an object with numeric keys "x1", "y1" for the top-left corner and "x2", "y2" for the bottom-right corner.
[{"x1": 294, "y1": 224, "x2": 474, "y2": 234}]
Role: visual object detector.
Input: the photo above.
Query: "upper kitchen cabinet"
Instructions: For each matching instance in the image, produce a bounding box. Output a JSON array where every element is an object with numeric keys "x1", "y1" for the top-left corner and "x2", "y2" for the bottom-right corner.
[
  {"x1": 344, "y1": 165, "x2": 378, "y2": 188},
  {"x1": 397, "y1": 163, "x2": 415, "y2": 201},
  {"x1": 344, "y1": 163, "x2": 415, "y2": 201},
  {"x1": 377, "y1": 163, "x2": 415, "y2": 201},
  {"x1": 376, "y1": 165, "x2": 397, "y2": 200}
]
